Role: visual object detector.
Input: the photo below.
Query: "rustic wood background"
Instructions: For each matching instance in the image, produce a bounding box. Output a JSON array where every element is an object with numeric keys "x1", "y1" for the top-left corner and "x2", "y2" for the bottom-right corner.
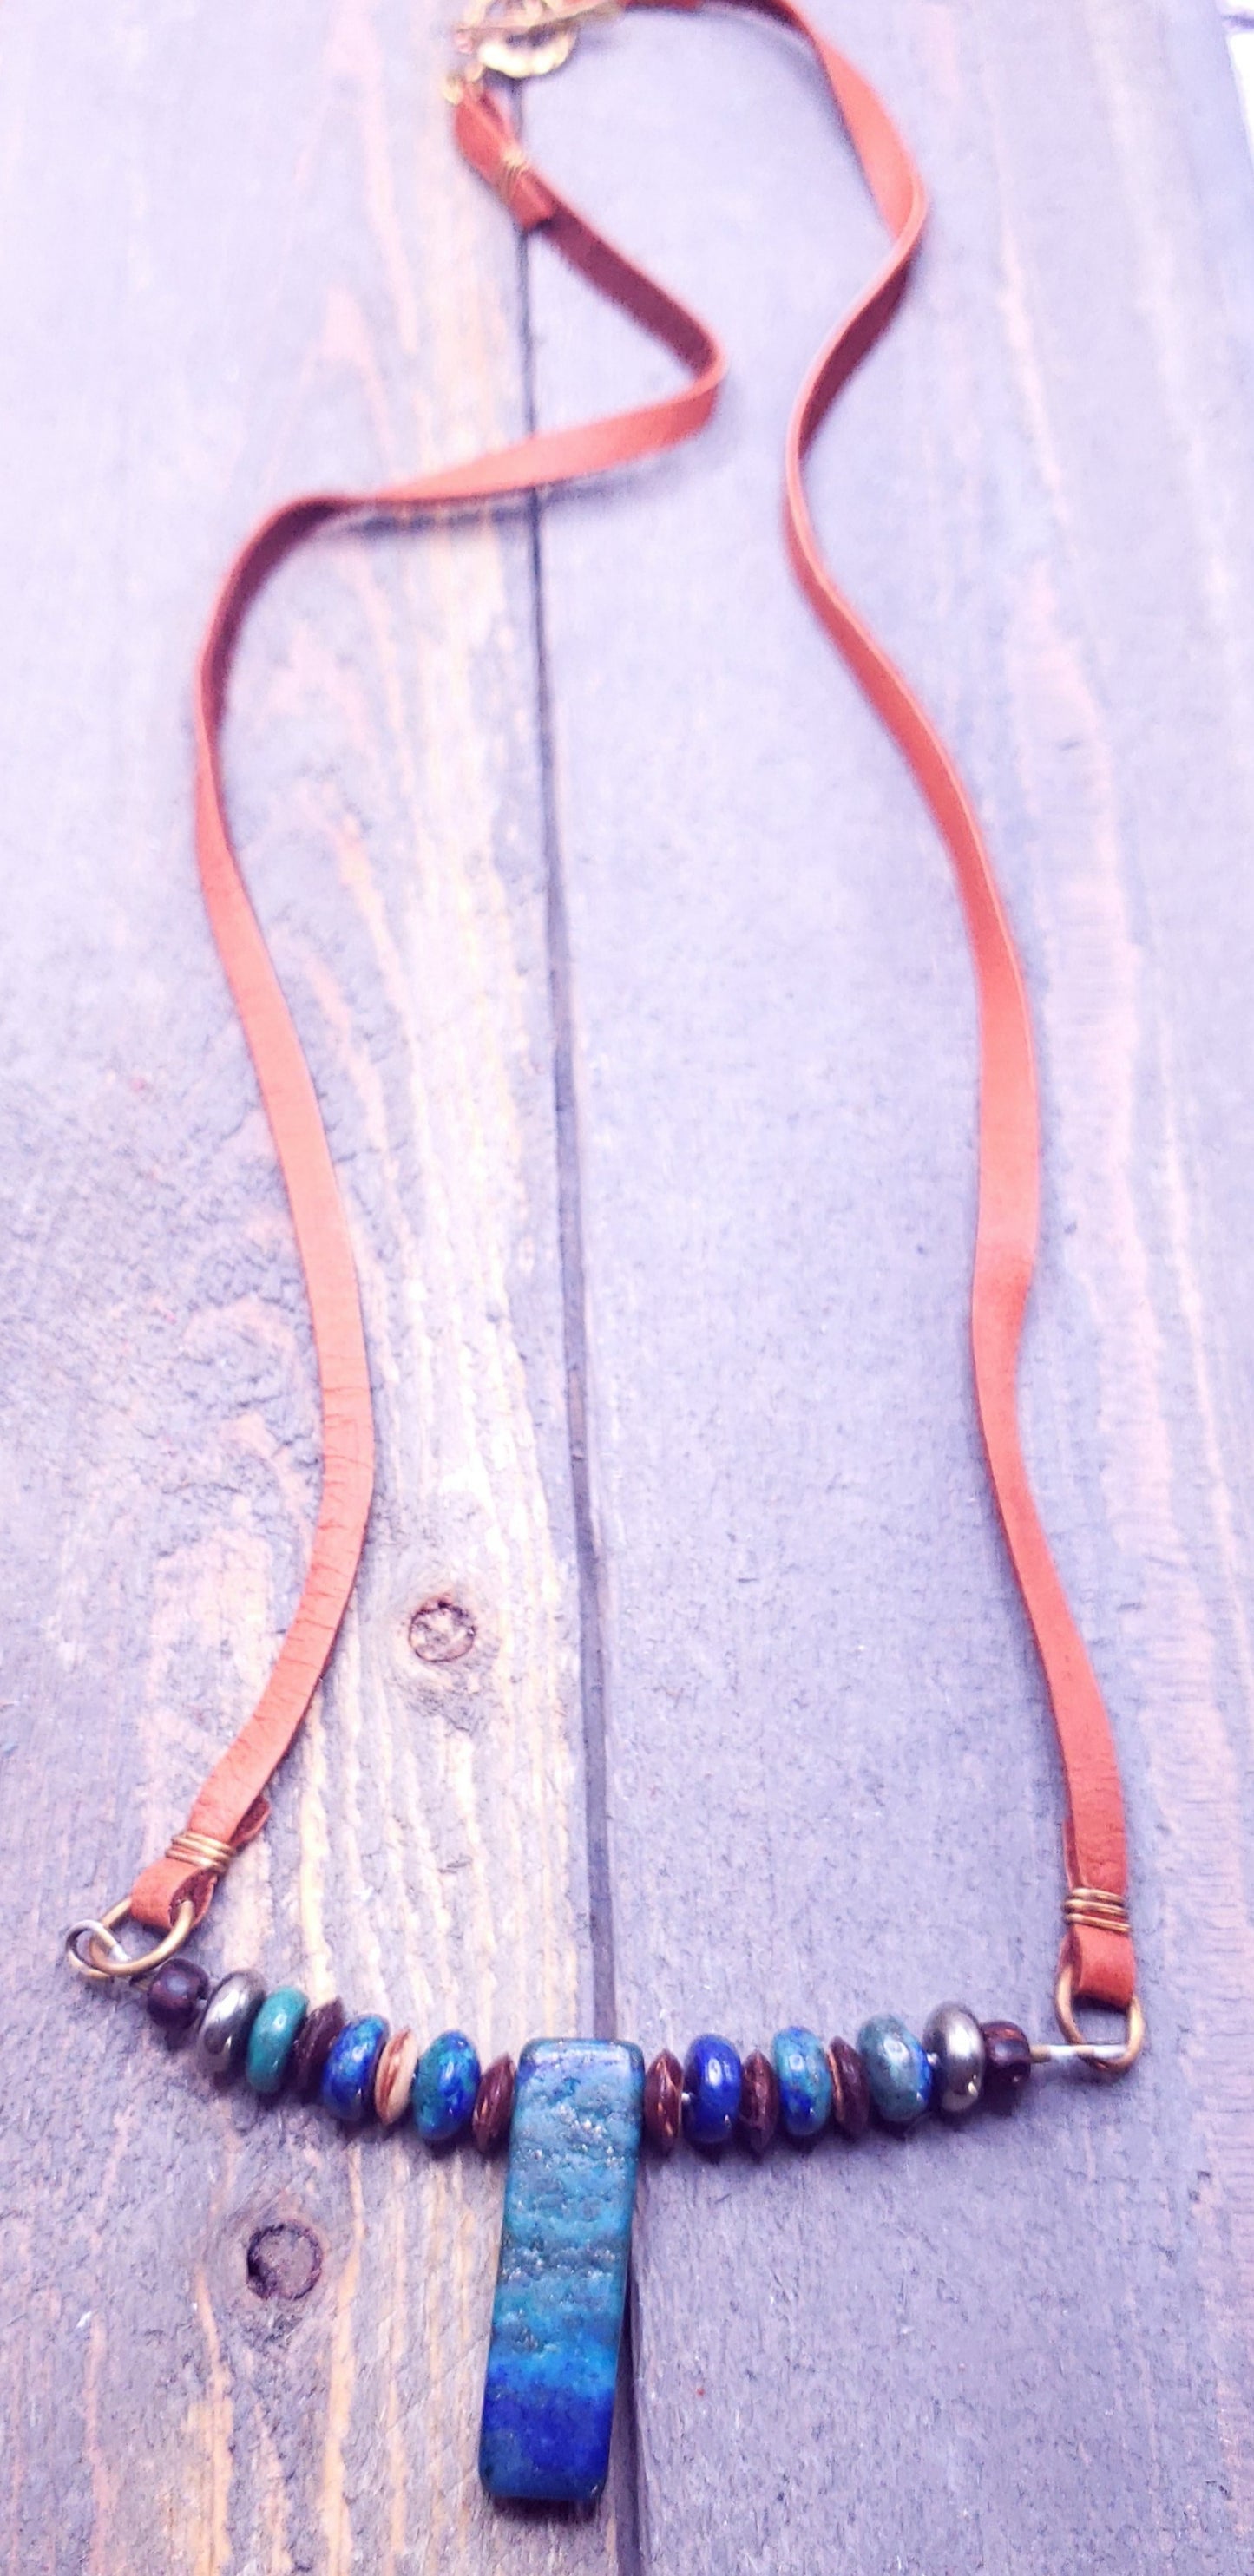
[{"x1": 3, "y1": 0, "x2": 1254, "y2": 2567}]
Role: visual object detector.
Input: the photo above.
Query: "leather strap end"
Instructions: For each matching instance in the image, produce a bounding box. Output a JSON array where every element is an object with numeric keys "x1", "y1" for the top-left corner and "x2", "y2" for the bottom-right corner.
[
  {"x1": 128, "y1": 1794, "x2": 272, "y2": 1934},
  {"x1": 454, "y1": 87, "x2": 555, "y2": 232},
  {"x1": 228, "y1": 1793, "x2": 272, "y2": 1853},
  {"x1": 1060, "y1": 1919, "x2": 1137, "y2": 2014},
  {"x1": 129, "y1": 1853, "x2": 219, "y2": 1934}
]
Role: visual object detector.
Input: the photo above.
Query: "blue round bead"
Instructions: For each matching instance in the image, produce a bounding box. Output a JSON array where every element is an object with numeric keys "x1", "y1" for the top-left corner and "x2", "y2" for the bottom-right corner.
[
  {"x1": 771, "y1": 2027, "x2": 834, "y2": 2140},
  {"x1": 681, "y1": 2035, "x2": 743, "y2": 2147},
  {"x1": 857, "y1": 2014, "x2": 933, "y2": 2126},
  {"x1": 412, "y1": 2029, "x2": 481, "y2": 2143},
  {"x1": 320, "y1": 2014, "x2": 388, "y2": 2123}
]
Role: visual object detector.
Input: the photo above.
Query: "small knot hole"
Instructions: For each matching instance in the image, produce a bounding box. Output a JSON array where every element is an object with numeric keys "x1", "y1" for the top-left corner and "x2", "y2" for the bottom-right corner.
[
  {"x1": 246, "y1": 2222, "x2": 323, "y2": 2303},
  {"x1": 409, "y1": 1596, "x2": 476, "y2": 1664}
]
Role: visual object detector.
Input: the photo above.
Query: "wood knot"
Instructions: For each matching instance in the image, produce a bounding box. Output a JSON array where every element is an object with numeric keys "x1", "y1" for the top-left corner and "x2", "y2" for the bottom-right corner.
[
  {"x1": 409, "y1": 1596, "x2": 476, "y2": 1664},
  {"x1": 246, "y1": 2222, "x2": 323, "y2": 2303}
]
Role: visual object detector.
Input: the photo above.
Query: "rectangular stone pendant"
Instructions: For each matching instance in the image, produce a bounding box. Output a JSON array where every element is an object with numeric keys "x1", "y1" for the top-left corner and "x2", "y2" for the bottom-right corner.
[{"x1": 479, "y1": 2037, "x2": 645, "y2": 2505}]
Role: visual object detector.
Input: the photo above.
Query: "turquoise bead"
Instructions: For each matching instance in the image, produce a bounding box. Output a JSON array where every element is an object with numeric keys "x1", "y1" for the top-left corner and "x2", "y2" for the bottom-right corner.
[
  {"x1": 857, "y1": 2014, "x2": 933, "y2": 2126},
  {"x1": 413, "y1": 2029, "x2": 481, "y2": 2143},
  {"x1": 320, "y1": 2014, "x2": 388, "y2": 2122},
  {"x1": 245, "y1": 1986, "x2": 309, "y2": 2096},
  {"x1": 772, "y1": 2027, "x2": 833, "y2": 2139}
]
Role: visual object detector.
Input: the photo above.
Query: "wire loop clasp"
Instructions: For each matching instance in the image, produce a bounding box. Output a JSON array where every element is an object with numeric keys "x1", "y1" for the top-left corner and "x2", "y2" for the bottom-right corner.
[
  {"x1": 64, "y1": 1896, "x2": 196, "y2": 1985},
  {"x1": 1050, "y1": 1962, "x2": 1145, "y2": 2076}
]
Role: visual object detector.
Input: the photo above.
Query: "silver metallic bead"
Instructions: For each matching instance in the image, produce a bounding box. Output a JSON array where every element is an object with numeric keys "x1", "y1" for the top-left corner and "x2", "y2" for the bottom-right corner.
[
  {"x1": 922, "y1": 2002, "x2": 986, "y2": 2117},
  {"x1": 199, "y1": 1970, "x2": 266, "y2": 2079}
]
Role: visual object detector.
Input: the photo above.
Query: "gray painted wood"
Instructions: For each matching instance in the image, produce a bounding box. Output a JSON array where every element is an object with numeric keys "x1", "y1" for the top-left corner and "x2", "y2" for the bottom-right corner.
[
  {"x1": 0, "y1": 5, "x2": 617, "y2": 2571},
  {"x1": 526, "y1": 2, "x2": 1254, "y2": 2569},
  {"x1": 3, "y1": 0, "x2": 1254, "y2": 2570}
]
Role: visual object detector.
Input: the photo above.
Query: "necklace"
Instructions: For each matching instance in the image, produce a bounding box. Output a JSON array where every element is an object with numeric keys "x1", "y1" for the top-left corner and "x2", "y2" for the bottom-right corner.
[{"x1": 65, "y1": 0, "x2": 1143, "y2": 2514}]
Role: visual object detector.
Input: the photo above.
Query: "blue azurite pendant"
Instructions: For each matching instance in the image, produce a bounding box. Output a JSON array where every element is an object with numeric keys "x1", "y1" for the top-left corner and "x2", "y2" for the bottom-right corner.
[{"x1": 479, "y1": 2037, "x2": 645, "y2": 2504}]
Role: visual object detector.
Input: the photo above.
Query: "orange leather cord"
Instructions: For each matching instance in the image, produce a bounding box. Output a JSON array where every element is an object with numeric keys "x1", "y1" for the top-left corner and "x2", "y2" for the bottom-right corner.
[
  {"x1": 128, "y1": 65, "x2": 724, "y2": 1939},
  {"x1": 131, "y1": 1, "x2": 1134, "y2": 2016}
]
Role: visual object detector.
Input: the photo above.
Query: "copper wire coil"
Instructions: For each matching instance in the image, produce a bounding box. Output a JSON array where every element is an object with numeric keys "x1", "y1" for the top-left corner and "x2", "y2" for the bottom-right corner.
[
  {"x1": 167, "y1": 1830, "x2": 236, "y2": 1877},
  {"x1": 1062, "y1": 1885, "x2": 1130, "y2": 1933}
]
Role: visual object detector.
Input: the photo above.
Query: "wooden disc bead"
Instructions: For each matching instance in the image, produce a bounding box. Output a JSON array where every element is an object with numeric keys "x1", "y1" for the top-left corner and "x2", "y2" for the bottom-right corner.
[
  {"x1": 375, "y1": 2028, "x2": 420, "y2": 2125},
  {"x1": 738, "y1": 2049, "x2": 779, "y2": 2156},
  {"x1": 642, "y1": 2049, "x2": 683, "y2": 2153},
  {"x1": 472, "y1": 2054, "x2": 515, "y2": 2153},
  {"x1": 826, "y1": 2035, "x2": 871, "y2": 2140},
  {"x1": 289, "y1": 1998, "x2": 346, "y2": 2103}
]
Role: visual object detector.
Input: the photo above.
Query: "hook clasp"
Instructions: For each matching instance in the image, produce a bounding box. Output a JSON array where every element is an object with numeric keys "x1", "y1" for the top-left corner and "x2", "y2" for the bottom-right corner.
[{"x1": 451, "y1": 0, "x2": 620, "y2": 82}]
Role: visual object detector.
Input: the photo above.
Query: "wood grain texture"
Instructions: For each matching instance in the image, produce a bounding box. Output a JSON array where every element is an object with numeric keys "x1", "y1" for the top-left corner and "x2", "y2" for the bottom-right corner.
[
  {"x1": 5, "y1": 0, "x2": 1254, "y2": 2571},
  {"x1": 0, "y1": 3, "x2": 617, "y2": 2571},
  {"x1": 524, "y1": 1, "x2": 1254, "y2": 2568}
]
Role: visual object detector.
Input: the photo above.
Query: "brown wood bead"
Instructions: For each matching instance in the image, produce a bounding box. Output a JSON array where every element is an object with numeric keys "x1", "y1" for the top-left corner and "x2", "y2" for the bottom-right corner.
[
  {"x1": 643, "y1": 2048, "x2": 683, "y2": 2153},
  {"x1": 981, "y1": 2021, "x2": 1033, "y2": 2111},
  {"x1": 374, "y1": 2027, "x2": 420, "y2": 2126},
  {"x1": 472, "y1": 2054, "x2": 515, "y2": 2153},
  {"x1": 738, "y1": 2048, "x2": 779, "y2": 2155},
  {"x1": 827, "y1": 2035, "x2": 871, "y2": 2140},
  {"x1": 145, "y1": 1957, "x2": 210, "y2": 2042},
  {"x1": 289, "y1": 1999, "x2": 346, "y2": 2103}
]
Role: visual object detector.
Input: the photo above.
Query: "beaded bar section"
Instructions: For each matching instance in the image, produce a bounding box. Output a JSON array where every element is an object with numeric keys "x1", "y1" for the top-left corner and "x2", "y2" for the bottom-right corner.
[{"x1": 141, "y1": 1963, "x2": 1042, "y2": 2146}]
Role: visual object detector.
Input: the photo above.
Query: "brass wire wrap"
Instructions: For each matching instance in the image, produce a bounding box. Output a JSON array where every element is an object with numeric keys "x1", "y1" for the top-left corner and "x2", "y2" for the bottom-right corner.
[
  {"x1": 496, "y1": 141, "x2": 531, "y2": 205},
  {"x1": 1062, "y1": 1884, "x2": 1130, "y2": 1934},
  {"x1": 167, "y1": 1829, "x2": 237, "y2": 1877}
]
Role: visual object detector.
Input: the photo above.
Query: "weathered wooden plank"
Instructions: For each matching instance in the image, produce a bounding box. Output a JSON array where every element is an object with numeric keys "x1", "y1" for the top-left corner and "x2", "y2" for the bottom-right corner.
[
  {"x1": 10, "y1": 0, "x2": 1254, "y2": 2569},
  {"x1": 525, "y1": 2, "x2": 1254, "y2": 2567},
  {"x1": 0, "y1": 4, "x2": 622, "y2": 2571}
]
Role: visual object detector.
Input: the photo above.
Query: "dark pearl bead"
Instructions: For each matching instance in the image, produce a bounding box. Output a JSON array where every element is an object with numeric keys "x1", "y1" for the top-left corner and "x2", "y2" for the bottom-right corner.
[
  {"x1": 643, "y1": 2050, "x2": 684, "y2": 2153},
  {"x1": 412, "y1": 2030, "x2": 481, "y2": 2143},
  {"x1": 772, "y1": 2028, "x2": 833, "y2": 2140},
  {"x1": 981, "y1": 2021, "x2": 1033, "y2": 2111},
  {"x1": 289, "y1": 1998, "x2": 346, "y2": 2102},
  {"x1": 146, "y1": 1957, "x2": 210, "y2": 2041},
  {"x1": 321, "y1": 2015, "x2": 389, "y2": 2123},
  {"x1": 681, "y1": 2035, "x2": 742, "y2": 2149},
  {"x1": 472, "y1": 2055, "x2": 516, "y2": 2154},
  {"x1": 738, "y1": 2049, "x2": 779, "y2": 2155},
  {"x1": 826, "y1": 2036, "x2": 871, "y2": 2140},
  {"x1": 857, "y1": 2015, "x2": 933, "y2": 2126}
]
